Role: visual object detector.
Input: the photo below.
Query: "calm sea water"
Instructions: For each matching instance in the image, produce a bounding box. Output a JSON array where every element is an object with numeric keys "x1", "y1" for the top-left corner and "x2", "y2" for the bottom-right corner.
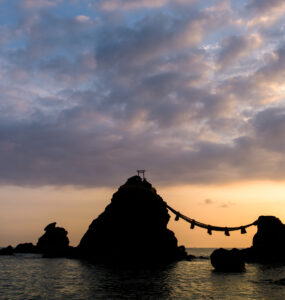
[{"x1": 1, "y1": 248, "x2": 285, "y2": 299}]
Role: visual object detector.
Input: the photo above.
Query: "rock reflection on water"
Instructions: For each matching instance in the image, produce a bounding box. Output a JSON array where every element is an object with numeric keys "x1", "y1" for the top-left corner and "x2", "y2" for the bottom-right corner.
[
  {"x1": 0, "y1": 254, "x2": 175, "y2": 299},
  {"x1": 1, "y1": 250, "x2": 285, "y2": 299},
  {"x1": 78, "y1": 261, "x2": 174, "y2": 299}
]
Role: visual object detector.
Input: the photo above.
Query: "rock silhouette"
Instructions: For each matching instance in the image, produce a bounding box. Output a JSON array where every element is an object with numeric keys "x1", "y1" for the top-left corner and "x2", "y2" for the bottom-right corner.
[
  {"x1": 210, "y1": 248, "x2": 245, "y2": 272},
  {"x1": 15, "y1": 243, "x2": 38, "y2": 253},
  {"x1": 0, "y1": 245, "x2": 14, "y2": 255},
  {"x1": 211, "y1": 215, "x2": 285, "y2": 268},
  {"x1": 3, "y1": 178, "x2": 285, "y2": 267},
  {"x1": 77, "y1": 175, "x2": 187, "y2": 264},
  {"x1": 37, "y1": 222, "x2": 70, "y2": 257},
  {"x1": 273, "y1": 278, "x2": 285, "y2": 286},
  {"x1": 241, "y1": 216, "x2": 285, "y2": 263}
]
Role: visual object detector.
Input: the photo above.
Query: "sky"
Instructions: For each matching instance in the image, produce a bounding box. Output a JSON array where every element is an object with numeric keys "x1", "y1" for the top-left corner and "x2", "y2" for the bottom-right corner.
[{"x1": 1, "y1": 0, "x2": 285, "y2": 248}]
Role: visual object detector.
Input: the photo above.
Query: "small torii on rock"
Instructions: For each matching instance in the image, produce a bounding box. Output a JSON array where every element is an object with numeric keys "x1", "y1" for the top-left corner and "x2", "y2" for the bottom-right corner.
[{"x1": 137, "y1": 169, "x2": 146, "y2": 179}]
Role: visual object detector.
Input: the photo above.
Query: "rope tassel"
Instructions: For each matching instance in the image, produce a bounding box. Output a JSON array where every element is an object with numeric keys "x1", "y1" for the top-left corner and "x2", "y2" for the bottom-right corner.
[
  {"x1": 207, "y1": 226, "x2": 212, "y2": 235},
  {"x1": 225, "y1": 228, "x2": 230, "y2": 236},
  {"x1": 190, "y1": 221, "x2": 195, "y2": 229},
  {"x1": 241, "y1": 227, "x2": 246, "y2": 234},
  {"x1": 175, "y1": 213, "x2": 180, "y2": 221}
]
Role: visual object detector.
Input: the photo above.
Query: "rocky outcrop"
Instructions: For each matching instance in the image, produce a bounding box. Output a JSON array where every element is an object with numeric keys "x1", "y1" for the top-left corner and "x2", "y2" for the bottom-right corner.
[
  {"x1": 0, "y1": 224, "x2": 71, "y2": 257},
  {"x1": 14, "y1": 243, "x2": 38, "y2": 253},
  {"x1": 212, "y1": 216, "x2": 285, "y2": 267},
  {"x1": 241, "y1": 216, "x2": 285, "y2": 263},
  {"x1": 0, "y1": 245, "x2": 14, "y2": 256},
  {"x1": 77, "y1": 176, "x2": 187, "y2": 264},
  {"x1": 210, "y1": 248, "x2": 245, "y2": 272},
  {"x1": 37, "y1": 222, "x2": 70, "y2": 257}
]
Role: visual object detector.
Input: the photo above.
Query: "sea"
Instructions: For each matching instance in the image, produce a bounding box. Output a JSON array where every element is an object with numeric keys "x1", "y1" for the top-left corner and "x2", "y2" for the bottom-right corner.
[{"x1": 1, "y1": 248, "x2": 285, "y2": 299}]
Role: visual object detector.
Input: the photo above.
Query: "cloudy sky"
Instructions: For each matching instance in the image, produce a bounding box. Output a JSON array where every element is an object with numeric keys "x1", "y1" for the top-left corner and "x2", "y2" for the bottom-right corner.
[{"x1": 1, "y1": 0, "x2": 285, "y2": 247}]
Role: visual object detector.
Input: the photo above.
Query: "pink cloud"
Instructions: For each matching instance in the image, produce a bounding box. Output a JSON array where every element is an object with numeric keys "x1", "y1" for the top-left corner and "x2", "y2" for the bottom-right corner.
[{"x1": 22, "y1": 0, "x2": 62, "y2": 9}]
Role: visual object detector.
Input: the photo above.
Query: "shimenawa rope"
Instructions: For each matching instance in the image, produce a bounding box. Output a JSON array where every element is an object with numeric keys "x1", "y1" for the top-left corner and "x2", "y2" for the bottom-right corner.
[{"x1": 166, "y1": 204, "x2": 258, "y2": 236}]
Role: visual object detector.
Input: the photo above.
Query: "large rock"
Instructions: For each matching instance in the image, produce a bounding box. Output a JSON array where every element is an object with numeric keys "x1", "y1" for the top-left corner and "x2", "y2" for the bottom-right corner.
[
  {"x1": 241, "y1": 216, "x2": 285, "y2": 263},
  {"x1": 37, "y1": 222, "x2": 70, "y2": 257},
  {"x1": 77, "y1": 176, "x2": 187, "y2": 264},
  {"x1": 210, "y1": 248, "x2": 245, "y2": 272}
]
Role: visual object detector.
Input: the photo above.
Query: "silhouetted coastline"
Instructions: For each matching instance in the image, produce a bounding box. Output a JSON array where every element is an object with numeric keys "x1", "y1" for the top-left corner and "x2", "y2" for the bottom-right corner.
[{"x1": 2, "y1": 177, "x2": 285, "y2": 271}]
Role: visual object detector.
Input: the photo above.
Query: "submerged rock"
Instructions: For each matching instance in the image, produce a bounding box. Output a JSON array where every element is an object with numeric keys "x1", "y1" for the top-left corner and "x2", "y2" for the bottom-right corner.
[
  {"x1": 186, "y1": 254, "x2": 197, "y2": 261},
  {"x1": 77, "y1": 176, "x2": 187, "y2": 264},
  {"x1": 37, "y1": 222, "x2": 70, "y2": 257},
  {"x1": 241, "y1": 216, "x2": 285, "y2": 263},
  {"x1": 210, "y1": 248, "x2": 245, "y2": 272}
]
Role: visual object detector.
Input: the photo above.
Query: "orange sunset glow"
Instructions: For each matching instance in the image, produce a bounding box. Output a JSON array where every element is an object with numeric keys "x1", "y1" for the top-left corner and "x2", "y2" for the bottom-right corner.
[{"x1": 1, "y1": 180, "x2": 285, "y2": 248}]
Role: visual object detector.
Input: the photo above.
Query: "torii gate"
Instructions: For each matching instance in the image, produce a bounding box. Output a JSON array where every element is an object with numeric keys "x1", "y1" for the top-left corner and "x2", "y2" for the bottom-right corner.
[{"x1": 137, "y1": 169, "x2": 146, "y2": 179}]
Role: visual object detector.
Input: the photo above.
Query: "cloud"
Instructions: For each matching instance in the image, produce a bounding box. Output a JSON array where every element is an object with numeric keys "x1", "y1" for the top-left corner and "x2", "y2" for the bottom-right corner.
[
  {"x1": 252, "y1": 107, "x2": 285, "y2": 152},
  {"x1": 246, "y1": 0, "x2": 285, "y2": 14},
  {"x1": 1, "y1": 101, "x2": 285, "y2": 187},
  {"x1": 22, "y1": 0, "x2": 62, "y2": 9},
  {"x1": 97, "y1": 0, "x2": 198, "y2": 11},
  {"x1": 94, "y1": 14, "x2": 210, "y2": 71},
  {"x1": 220, "y1": 201, "x2": 235, "y2": 208},
  {"x1": 99, "y1": 0, "x2": 169, "y2": 10},
  {"x1": 75, "y1": 15, "x2": 91, "y2": 23},
  {"x1": 0, "y1": 1, "x2": 285, "y2": 187},
  {"x1": 217, "y1": 34, "x2": 262, "y2": 69},
  {"x1": 201, "y1": 198, "x2": 235, "y2": 208},
  {"x1": 204, "y1": 198, "x2": 214, "y2": 205},
  {"x1": 245, "y1": 0, "x2": 285, "y2": 28},
  {"x1": 217, "y1": 43, "x2": 285, "y2": 105},
  {"x1": 0, "y1": 104, "x2": 283, "y2": 187}
]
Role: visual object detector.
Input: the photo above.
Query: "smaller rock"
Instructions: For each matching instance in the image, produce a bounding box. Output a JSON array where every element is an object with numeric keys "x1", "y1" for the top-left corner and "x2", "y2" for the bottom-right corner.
[
  {"x1": 241, "y1": 216, "x2": 285, "y2": 263},
  {"x1": 210, "y1": 248, "x2": 245, "y2": 272},
  {"x1": 0, "y1": 245, "x2": 14, "y2": 255},
  {"x1": 37, "y1": 222, "x2": 70, "y2": 257},
  {"x1": 14, "y1": 243, "x2": 38, "y2": 253},
  {"x1": 177, "y1": 246, "x2": 188, "y2": 260},
  {"x1": 273, "y1": 278, "x2": 285, "y2": 286}
]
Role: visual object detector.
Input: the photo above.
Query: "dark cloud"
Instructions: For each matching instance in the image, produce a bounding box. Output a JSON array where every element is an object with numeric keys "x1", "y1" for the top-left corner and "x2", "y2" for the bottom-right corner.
[
  {"x1": 204, "y1": 198, "x2": 214, "y2": 205},
  {"x1": 255, "y1": 46, "x2": 285, "y2": 83},
  {"x1": 98, "y1": 0, "x2": 170, "y2": 11},
  {"x1": 1, "y1": 104, "x2": 285, "y2": 187},
  {"x1": 242, "y1": 0, "x2": 285, "y2": 29},
  {"x1": 252, "y1": 107, "x2": 285, "y2": 152},
  {"x1": 245, "y1": 0, "x2": 285, "y2": 13},
  {"x1": 201, "y1": 198, "x2": 235, "y2": 208},
  {"x1": 0, "y1": 104, "x2": 283, "y2": 187},
  {"x1": 220, "y1": 201, "x2": 235, "y2": 208},
  {"x1": 217, "y1": 34, "x2": 261, "y2": 69},
  {"x1": 21, "y1": 0, "x2": 62, "y2": 9}
]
